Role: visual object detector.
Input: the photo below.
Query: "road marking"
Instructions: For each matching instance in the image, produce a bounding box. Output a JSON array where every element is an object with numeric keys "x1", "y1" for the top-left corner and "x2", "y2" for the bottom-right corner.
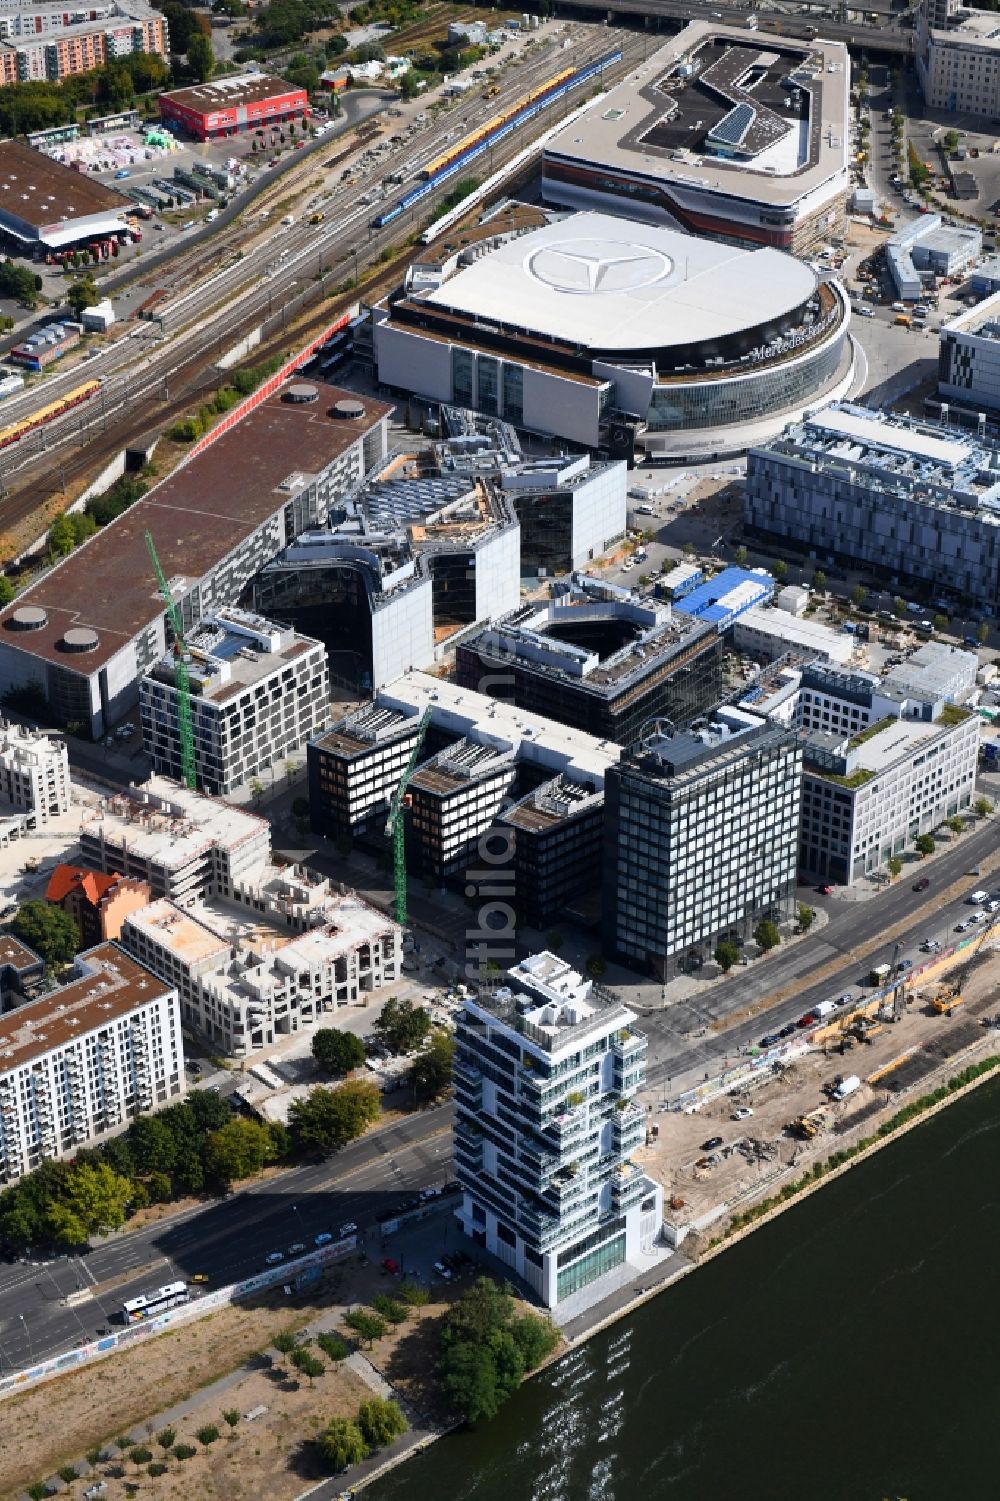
[{"x1": 76, "y1": 1256, "x2": 98, "y2": 1287}]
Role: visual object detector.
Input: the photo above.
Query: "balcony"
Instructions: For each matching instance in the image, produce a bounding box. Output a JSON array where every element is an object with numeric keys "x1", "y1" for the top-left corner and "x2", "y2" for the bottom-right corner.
[
  {"x1": 541, "y1": 1103, "x2": 588, "y2": 1147},
  {"x1": 453, "y1": 1061, "x2": 483, "y2": 1110},
  {"x1": 611, "y1": 1027, "x2": 647, "y2": 1064},
  {"x1": 609, "y1": 1161, "x2": 648, "y2": 1215}
]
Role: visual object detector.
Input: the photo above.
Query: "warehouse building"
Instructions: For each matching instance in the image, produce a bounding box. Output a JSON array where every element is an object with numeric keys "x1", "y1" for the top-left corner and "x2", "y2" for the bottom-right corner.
[
  {"x1": 159, "y1": 73, "x2": 308, "y2": 142},
  {"x1": 603, "y1": 708, "x2": 802, "y2": 975},
  {"x1": 541, "y1": 23, "x2": 850, "y2": 255},
  {"x1": 0, "y1": 138, "x2": 131, "y2": 254},
  {"x1": 453, "y1": 951, "x2": 661, "y2": 1307},
  {"x1": 455, "y1": 578, "x2": 725, "y2": 746},
  {"x1": 140, "y1": 607, "x2": 329, "y2": 796},
  {"x1": 0, "y1": 0, "x2": 167, "y2": 85},
  {"x1": 374, "y1": 209, "x2": 854, "y2": 460},
  {"x1": 733, "y1": 604, "x2": 853, "y2": 667},
  {"x1": 886, "y1": 213, "x2": 981, "y2": 302},
  {"x1": 744, "y1": 403, "x2": 1000, "y2": 612},
  {"x1": 0, "y1": 383, "x2": 390, "y2": 739},
  {"x1": 0, "y1": 944, "x2": 183, "y2": 1184}
]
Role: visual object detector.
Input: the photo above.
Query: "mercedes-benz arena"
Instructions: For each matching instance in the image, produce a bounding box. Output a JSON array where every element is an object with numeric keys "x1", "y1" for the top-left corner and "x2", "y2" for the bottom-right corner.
[
  {"x1": 542, "y1": 22, "x2": 850, "y2": 257},
  {"x1": 373, "y1": 211, "x2": 854, "y2": 462}
]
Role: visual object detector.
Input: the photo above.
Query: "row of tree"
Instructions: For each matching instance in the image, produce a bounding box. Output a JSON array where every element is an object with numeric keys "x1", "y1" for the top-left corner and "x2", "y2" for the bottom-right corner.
[
  {"x1": 0, "y1": 1074, "x2": 384, "y2": 1250},
  {"x1": 0, "y1": 55, "x2": 170, "y2": 135},
  {"x1": 311, "y1": 996, "x2": 456, "y2": 1099}
]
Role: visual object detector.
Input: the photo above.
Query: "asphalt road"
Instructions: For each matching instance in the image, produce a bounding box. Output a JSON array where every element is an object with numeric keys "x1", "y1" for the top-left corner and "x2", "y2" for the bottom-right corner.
[
  {"x1": 636, "y1": 814, "x2": 1000, "y2": 1094},
  {"x1": 0, "y1": 1102, "x2": 453, "y2": 1374}
]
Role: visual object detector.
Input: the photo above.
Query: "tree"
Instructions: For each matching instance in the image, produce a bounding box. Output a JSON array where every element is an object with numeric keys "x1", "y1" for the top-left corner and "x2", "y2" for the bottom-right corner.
[
  {"x1": 978, "y1": 621, "x2": 989, "y2": 645},
  {"x1": 915, "y1": 833, "x2": 935, "y2": 857},
  {"x1": 585, "y1": 953, "x2": 606, "y2": 978},
  {"x1": 796, "y1": 904, "x2": 816, "y2": 933},
  {"x1": 357, "y1": 1396, "x2": 407, "y2": 1450},
  {"x1": 187, "y1": 32, "x2": 214, "y2": 81},
  {"x1": 371, "y1": 1293, "x2": 408, "y2": 1325},
  {"x1": 713, "y1": 939, "x2": 739, "y2": 973},
  {"x1": 545, "y1": 929, "x2": 564, "y2": 951},
  {"x1": 974, "y1": 796, "x2": 993, "y2": 819},
  {"x1": 222, "y1": 1408, "x2": 240, "y2": 1430},
  {"x1": 47, "y1": 513, "x2": 77, "y2": 559},
  {"x1": 67, "y1": 276, "x2": 99, "y2": 318},
  {"x1": 812, "y1": 570, "x2": 827, "y2": 594},
  {"x1": 410, "y1": 1029, "x2": 455, "y2": 1097},
  {"x1": 0, "y1": 575, "x2": 15, "y2": 607},
  {"x1": 0, "y1": 258, "x2": 38, "y2": 306},
  {"x1": 47, "y1": 1161, "x2": 133, "y2": 1246},
  {"x1": 128, "y1": 1114, "x2": 177, "y2": 1177},
  {"x1": 509, "y1": 1311, "x2": 559, "y2": 1370},
  {"x1": 195, "y1": 1424, "x2": 220, "y2": 1446},
  {"x1": 291, "y1": 1347, "x2": 325, "y2": 1385},
  {"x1": 893, "y1": 596, "x2": 907, "y2": 618},
  {"x1": 288, "y1": 1078, "x2": 381, "y2": 1156},
  {"x1": 312, "y1": 1027, "x2": 365, "y2": 1077},
  {"x1": 887, "y1": 855, "x2": 902, "y2": 880},
  {"x1": 12, "y1": 899, "x2": 79, "y2": 965},
  {"x1": 850, "y1": 584, "x2": 865, "y2": 609},
  {"x1": 204, "y1": 1117, "x2": 275, "y2": 1188},
  {"x1": 272, "y1": 1330, "x2": 297, "y2": 1360},
  {"x1": 947, "y1": 814, "x2": 965, "y2": 836},
  {"x1": 319, "y1": 1416, "x2": 369, "y2": 1472},
  {"x1": 373, "y1": 996, "x2": 431, "y2": 1054},
  {"x1": 437, "y1": 1275, "x2": 556, "y2": 1423},
  {"x1": 773, "y1": 559, "x2": 788, "y2": 581},
  {"x1": 317, "y1": 1331, "x2": 350, "y2": 1361},
  {"x1": 934, "y1": 614, "x2": 949, "y2": 632},
  {"x1": 734, "y1": 544, "x2": 748, "y2": 566},
  {"x1": 156, "y1": 1428, "x2": 176, "y2": 1453},
  {"x1": 344, "y1": 1308, "x2": 387, "y2": 1347},
  {"x1": 754, "y1": 919, "x2": 781, "y2": 953},
  {"x1": 681, "y1": 541, "x2": 695, "y2": 558}
]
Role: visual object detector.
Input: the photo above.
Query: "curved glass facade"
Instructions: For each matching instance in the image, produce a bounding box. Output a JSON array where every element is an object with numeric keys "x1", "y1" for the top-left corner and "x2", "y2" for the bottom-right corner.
[{"x1": 645, "y1": 325, "x2": 848, "y2": 433}]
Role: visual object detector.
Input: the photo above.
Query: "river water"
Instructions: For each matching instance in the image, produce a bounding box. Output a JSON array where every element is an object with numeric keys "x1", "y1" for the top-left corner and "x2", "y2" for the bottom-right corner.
[{"x1": 369, "y1": 1078, "x2": 1000, "y2": 1501}]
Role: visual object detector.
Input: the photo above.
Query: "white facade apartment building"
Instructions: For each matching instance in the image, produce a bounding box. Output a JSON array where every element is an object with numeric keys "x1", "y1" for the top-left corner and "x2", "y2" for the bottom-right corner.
[
  {"x1": 938, "y1": 291, "x2": 1000, "y2": 415},
  {"x1": 0, "y1": 718, "x2": 70, "y2": 823},
  {"x1": 140, "y1": 607, "x2": 329, "y2": 797},
  {"x1": 453, "y1": 952, "x2": 663, "y2": 1308},
  {"x1": 0, "y1": 943, "x2": 184, "y2": 1183},
  {"x1": 603, "y1": 708, "x2": 802, "y2": 976},
  {"x1": 78, "y1": 777, "x2": 270, "y2": 906},
  {"x1": 122, "y1": 873, "x2": 401, "y2": 1056}
]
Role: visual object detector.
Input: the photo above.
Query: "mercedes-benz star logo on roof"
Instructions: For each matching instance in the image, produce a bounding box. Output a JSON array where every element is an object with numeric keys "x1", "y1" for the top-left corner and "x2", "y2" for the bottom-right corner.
[{"x1": 525, "y1": 238, "x2": 671, "y2": 295}]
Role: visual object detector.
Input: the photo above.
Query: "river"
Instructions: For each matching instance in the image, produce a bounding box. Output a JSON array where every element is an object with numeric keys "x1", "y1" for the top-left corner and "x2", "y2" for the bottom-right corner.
[{"x1": 369, "y1": 1077, "x2": 1000, "y2": 1501}]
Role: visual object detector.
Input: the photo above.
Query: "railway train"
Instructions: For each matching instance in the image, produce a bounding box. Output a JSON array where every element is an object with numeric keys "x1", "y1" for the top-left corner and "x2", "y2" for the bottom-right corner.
[
  {"x1": 370, "y1": 51, "x2": 622, "y2": 231},
  {"x1": 0, "y1": 379, "x2": 100, "y2": 453}
]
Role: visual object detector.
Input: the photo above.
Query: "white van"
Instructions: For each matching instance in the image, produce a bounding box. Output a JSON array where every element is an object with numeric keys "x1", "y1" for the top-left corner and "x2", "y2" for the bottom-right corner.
[
  {"x1": 281, "y1": 214, "x2": 294, "y2": 227},
  {"x1": 967, "y1": 889, "x2": 989, "y2": 905}
]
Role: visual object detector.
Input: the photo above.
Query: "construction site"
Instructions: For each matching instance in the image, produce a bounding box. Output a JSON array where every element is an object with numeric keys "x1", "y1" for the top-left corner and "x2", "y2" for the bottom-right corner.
[{"x1": 638, "y1": 922, "x2": 1000, "y2": 1249}]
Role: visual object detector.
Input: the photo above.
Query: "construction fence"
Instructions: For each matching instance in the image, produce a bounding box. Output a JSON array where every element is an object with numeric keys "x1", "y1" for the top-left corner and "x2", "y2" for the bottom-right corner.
[{"x1": 0, "y1": 1234, "x2": 357, "y2": 1404}]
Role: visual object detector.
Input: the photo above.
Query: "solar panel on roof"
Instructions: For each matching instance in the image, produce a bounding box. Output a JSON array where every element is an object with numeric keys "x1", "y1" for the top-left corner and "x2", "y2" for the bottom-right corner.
[{"x1": 709, "y1": 102, "x2": 756, "y2": 147}]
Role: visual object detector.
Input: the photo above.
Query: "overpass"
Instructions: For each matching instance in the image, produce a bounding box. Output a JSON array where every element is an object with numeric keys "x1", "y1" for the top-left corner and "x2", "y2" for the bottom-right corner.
[{"x1": 555, "y1": 0, "x2": 916, "y2": 58}]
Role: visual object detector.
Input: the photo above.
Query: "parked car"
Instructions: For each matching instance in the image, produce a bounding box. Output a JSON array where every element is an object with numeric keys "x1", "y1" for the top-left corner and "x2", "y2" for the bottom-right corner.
[
  {"x1": 419, "y1": 1187, "x2": 441, "y2": 1201},
  {"x1": 838, "y1": 993, "x2": 856, "y2": 1007},
  {"x1": 779, "y1": 1023, "x2": 796, "y2": 1038},
  {"x1": 818, "y1": 884, "x2": 834, "y2": 895},
  {"x1": 700, "y1": 1135, "x2": 724, "y2": 1152},
  {"x1": 287, "y1": 1242, "x2": 306, "y2": 1255},
  {"x1": 797, "y1": 1011, "x2": 817, "y2": 1028},
  {"x1": 339, "y1": 1221, "x2": 358, "y2": 1236},
  {"x1": 190, "y1": 1273, "x2": 209, "y2": 1284},
  {"x1": 433, "y1": 1261, "x2": 453, "y2": 1281},
  {"x1": 314, "y1": 1232, "x2": 332, "y2": 1246},
  {"x1": 759, "y1": 1033, "x2": 781, "y2": 1048},
  {"x1": 732, "y1": 1106, "x2": 754, "y2": 1121},
  {"x1": 265, "y1": 1251, "x2": 284, "y2": 1265},
  {"x1": 381, "y1": 1257, "x2": 400, "y2": 1275}
]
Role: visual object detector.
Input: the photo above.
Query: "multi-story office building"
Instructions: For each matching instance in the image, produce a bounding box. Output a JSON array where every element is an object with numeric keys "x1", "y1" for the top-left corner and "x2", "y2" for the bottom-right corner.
[
  {"x1": 744, "y1": 403, "x2": 1000, "y2": 611},
  {"x1": 0, "y1": 943, "x2": 183, "y2": 1183},
  {"x1": 453, "y1": 951, "x2": 662, "y2": 1308},
  {"x1": 0, "y1": 383, "x2": 389, "y2": 739},
  {"x1": 603, "y1": 708, "x2": 801, "y2": 975},
  {"x1": 794, "y1": 664, "x2": 979, "y2": 883},
  {"x1": 0, "y1": 0, "x2": 168, "y2": 85},
  {"x1": 938, "y1": 291, "x2": 1000, "y2": 414},
  {"x1": 407, "y1": 739, "x2": 519, "y2": 880},
  {"x1": 0, "y1": 718, "x2": 69, "y2": 823},
  {"x1": 456, "y1": 580, "x2": 725, "y2": 746},
  {"x1": 121, "y1": 880, "x2": 400, "y2": 1057},
  {"x1": 78, "y1": 777, "x2": 270, "y2": 906},
  {"x1": 917, "y1": 0, "x2": 1000, "y2": 119},
  {"x1": 500, "y1": 774, "x2": 606, "y2": 926},
  {"x1": 499, "y1": 454, "x2": 626, "y2": 575},
  {"x1": 140, "y1": 607, "x2": 329, "y2": 796},
  {"x1": 308, "y1": 703, "x2": 425, "y2": 843},
  {"x1": 158, "y1": 74, "x2": 308, "y2": 141}
]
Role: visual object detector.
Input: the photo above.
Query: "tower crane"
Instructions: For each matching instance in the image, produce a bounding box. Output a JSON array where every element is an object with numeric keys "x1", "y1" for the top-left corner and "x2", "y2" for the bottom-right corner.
[
  {"x1": 145, "y1": 530, "x2": 197, "y2": 792},
  {"x1": 384, "y1": 708, "x2": 432, "y2": 930}
]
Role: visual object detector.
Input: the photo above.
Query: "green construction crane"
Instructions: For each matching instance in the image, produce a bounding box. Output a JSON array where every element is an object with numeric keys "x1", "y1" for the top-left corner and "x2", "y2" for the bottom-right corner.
[
  {"x1": 145, "y1": 530, "x2": 197, "y2": 792},
  {"x1": 384, "y1": 707, "x2": 432, "y2": 930}
]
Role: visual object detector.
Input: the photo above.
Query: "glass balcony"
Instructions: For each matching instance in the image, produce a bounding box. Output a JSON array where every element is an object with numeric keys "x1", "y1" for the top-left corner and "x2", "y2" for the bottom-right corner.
[{"x1": 609, "y1": 1161, "x2": 647, "y2": 1214}]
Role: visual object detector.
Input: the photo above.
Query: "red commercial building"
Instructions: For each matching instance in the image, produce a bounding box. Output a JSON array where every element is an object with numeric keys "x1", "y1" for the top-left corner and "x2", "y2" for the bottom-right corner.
[{"x1": 158, "y1": 73, "x2": 308, "y2": 142}]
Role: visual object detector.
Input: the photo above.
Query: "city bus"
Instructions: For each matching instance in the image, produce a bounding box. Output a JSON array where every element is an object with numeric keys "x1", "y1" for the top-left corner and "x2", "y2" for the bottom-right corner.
[{"x1": 122, "y1": 1280, "x2": 190, "y2": 1323}]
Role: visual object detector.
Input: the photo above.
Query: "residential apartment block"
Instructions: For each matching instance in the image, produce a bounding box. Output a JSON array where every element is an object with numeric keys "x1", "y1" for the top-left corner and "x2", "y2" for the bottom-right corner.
[
  {"x1": 744, "y1": 403, "x2": 1000, "y2": 612},
  {"x1": 453, "y1": 952, "x2": 662, "y2": 1308},
  {"x1": 603, "y1": 708, "x2": 802, "y2": 975},
  {"x1": 78, "y1": 777, "x2": 271, "y2": 906},
  {"x1": 917, "y1": 0, "x2": 1000, "y2": 119},
  {"x1": 121, "y1": 875, "x2": 400, "y2": 1056},
  {"x1": 0, "y1": 718, "x2": 70, "y2": 825},
  {"x1": 0, "y1": 943, "x2": 183, "y2": 1183},
  {"x1": 44, "y1": 863, "x2": 151, "y2": 946},
  {"x1": 140, "y1": 608, "x2": 329, "y2": 796},
  {"x1": 0, "y1": 0, "x2": 168, "y2": 84}
]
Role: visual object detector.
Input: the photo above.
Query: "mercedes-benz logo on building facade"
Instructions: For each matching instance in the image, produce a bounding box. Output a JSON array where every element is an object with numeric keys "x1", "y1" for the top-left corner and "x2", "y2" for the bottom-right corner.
[{"x1": 525, "y1": 238, "x2": 672, "y2": 295}]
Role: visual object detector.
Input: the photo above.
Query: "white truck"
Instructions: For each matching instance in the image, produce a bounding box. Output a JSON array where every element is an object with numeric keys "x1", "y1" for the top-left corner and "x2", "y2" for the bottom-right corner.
[
  {"x1": 832, "y1": 1074, "x2": 861, "y2": 1102},
  {"x1": 813, "y1": 1000, "x2": 837, "y2": 1021},
  {"x1": 967, "y1": 889, "x2": 988, "y2": 905}
]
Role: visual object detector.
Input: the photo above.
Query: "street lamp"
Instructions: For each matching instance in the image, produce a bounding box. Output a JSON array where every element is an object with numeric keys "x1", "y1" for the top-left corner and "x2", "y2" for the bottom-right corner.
[{"x1": 18, "y1": 1313, "x2": 31, "y2": 1362}]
